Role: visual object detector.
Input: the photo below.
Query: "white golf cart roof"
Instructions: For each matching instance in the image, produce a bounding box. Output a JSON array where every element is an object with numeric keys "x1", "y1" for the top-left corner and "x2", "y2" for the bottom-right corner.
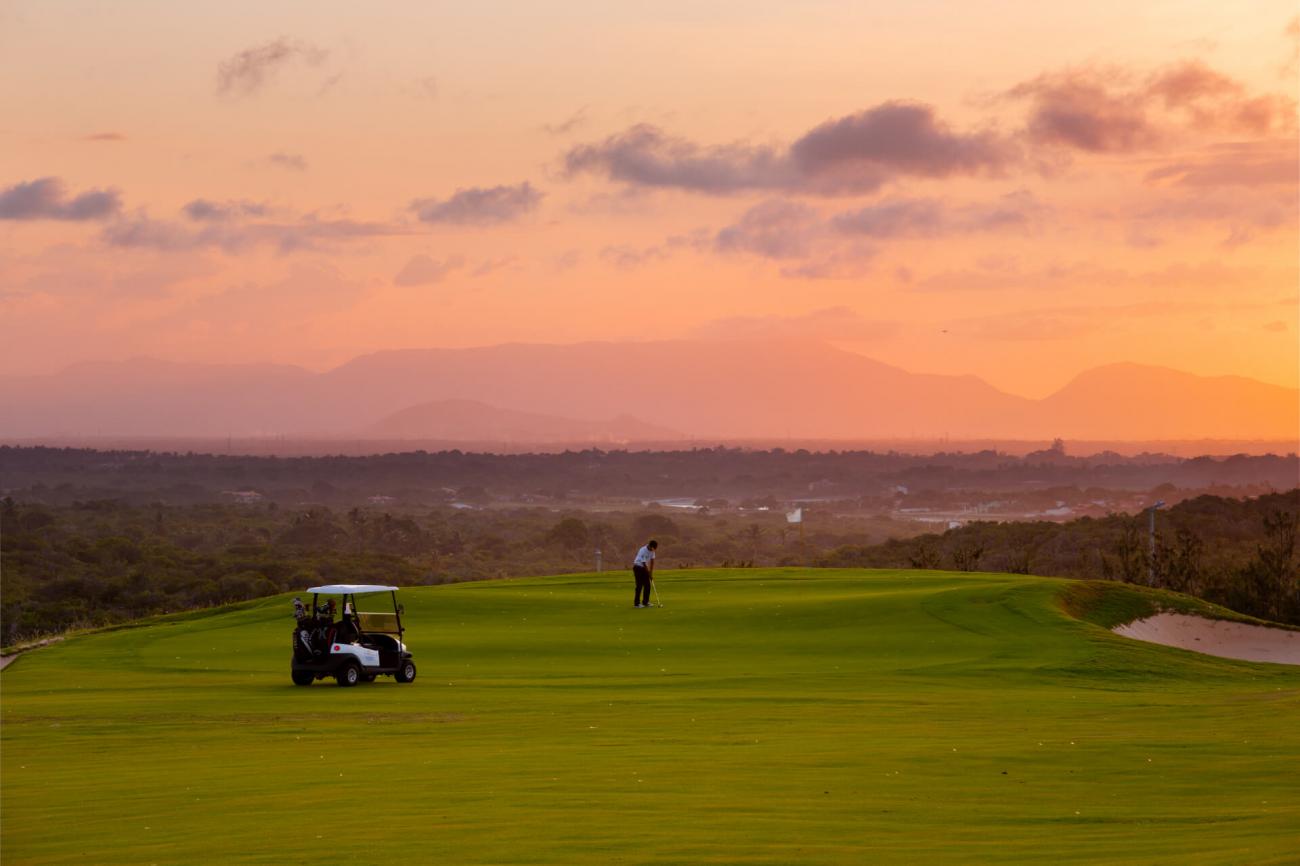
[{"x1": 307, "y1": 584, "x2": 400, "y2": 595}]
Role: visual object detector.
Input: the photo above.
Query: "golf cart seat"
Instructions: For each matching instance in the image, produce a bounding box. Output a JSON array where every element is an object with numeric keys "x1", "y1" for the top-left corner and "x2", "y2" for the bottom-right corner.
[{"x1": 335, "y1": 615, "x2": 360, "y2": 644}]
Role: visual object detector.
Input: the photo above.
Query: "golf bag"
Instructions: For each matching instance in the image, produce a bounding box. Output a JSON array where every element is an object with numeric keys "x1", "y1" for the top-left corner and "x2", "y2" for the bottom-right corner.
[{"x1": 292, "y1": 625, "x2": 314, "y2": 661}]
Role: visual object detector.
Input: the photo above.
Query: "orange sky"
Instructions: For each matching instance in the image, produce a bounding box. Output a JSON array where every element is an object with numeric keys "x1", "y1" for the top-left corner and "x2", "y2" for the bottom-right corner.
[{"x1": 1, "y1": 1, "x2": 1297, "y2": 398}]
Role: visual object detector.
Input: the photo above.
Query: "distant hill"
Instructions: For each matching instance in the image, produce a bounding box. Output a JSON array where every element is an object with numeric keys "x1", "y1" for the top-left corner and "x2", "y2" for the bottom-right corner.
[
  {"x1": 0, "y1": 358, "x2": 313, "y2": 437},
  {"x1": 315, "y1": 339, "x2": 1034, "y2": 440},
  {"x1": 367, "y1": 399, "x2": 683, "y2": 443},
  {"x1": 0, "y1": 340, "x2": 1295, "y2": 441},
  {"x1": 1036, "y1": 363, "x2": 1299, "y2": 440}
]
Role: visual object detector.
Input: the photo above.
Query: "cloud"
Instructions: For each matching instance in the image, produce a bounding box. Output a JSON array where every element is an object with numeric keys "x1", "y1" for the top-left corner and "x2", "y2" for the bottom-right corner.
[
  {"x1": 1007, "y1": 61, "x2": 1295, "y2": 153},
  {"x1": 1008, "y1": 68, "x2": 1156, "y2": 153},
  {"x1": 470, "y1": 256, "x2": 519, "y2": 277},
  {"x1": 831, "y1": 191, "x2": 1047, "y2": 237},
  {"x1": 715, "y1": 200, "x2": 822, "y2": 259},
  {"x1": 0, "y1": 177, "x2": 122, "y2": 221},
  {"x1": 411, "y1": 182, "x2": 543, "y2": 225},
  {"x1": 711, "y1": 192, "x2": 1045, "y2": 277},
  {"x1": 1148, "y1": 61, "x2": 1294, "y2": 135},
  {"x1": 957, "y1": 190, "x2": 1051, "y2": 231},
  {"x1": 712, "y1": 192, "x2": 1046, "y2": 278},
  {"x1": 410, "y1": 76, "x2": 439, "y2": 100},
  {"x1": 788, "y1": 102, "x2": 1014, "y2": 187},
  {"x1": 1124, "y1": 225, "x2": 1164, "y2": 249},
  {"x1": 393, "y1": 254, "x2": 465, "y2": 286},
  {"x1": 600, "y1": 244, "x2": 672, "y2": 269},
  {"x1": 267, "y1": 152, "x2": 308, "y2": 171},
  {"x1": 565, "y1": 103, "x2": 1013, "y2": 197},
  {"x1": 1, "y1": 244, "x2": 218, "y2": 304},
  {"x1": 182, "y1": 199, "x2": 269, "y2": 221},
  {"x1": 1098, "y1": 150, "x2": 1297, "y2": 247},
  {"x1": 713, "y1": 201, "x2": 880, "y2": 279},
  {"x1": 1145, "y1": 60, "x2": 1239, "y2": 107},
  {"x1": 553, "y1": 249, "x2": 581, "y2": 271},
  {"x1": 157, "y1": 264, "x2": 365, "y2": 337},
  {"x1": 544, "y1": 107, "x2": 589, "y2": 135},
  {"x1": 599, "y1": 230, "x2": 709, "y2": 269},
  {"x1": 81, "y1": 132, "x2": 125, "y2": 142},
  {"x1": 830, "y1": 198, "x2": 944, "y2": 237},
  {"x1": 100, "y1": 216, "x2": 196, "y2": 250},
  {"x1": 564, "y1": 125, "x2": 790, "y2": 194},
  {"x1": 957, "y1": 308, "x2": 1102, "y2": 341},
  {"x1": 216, "y1": 38, "x2": 330, "y2": 96},
  {"x1": 912, "y1": 259, "x2": 1280, "y2": 295},
  {"x1": 102, "y1": 212, "x2": 400, "y2": 253},
  {"x1": 1130, "y1": 188, "x2": 1294, "y2": 229},
  {"x1": 778, "y1": 246, "x2": 878, "y2": 281},
  {"x1": 953, "y1": 297, "x2": 1294, "y2": 342},
  {"x1": 1286, "y1": 17, "x2": 1300, "y2": 75},
  {"x1": 1145, "y1": 140, "x2": 1298, "y2": 187},
  {"x1": 564, "y1": 57, "x2": 1289, "y2": 204},
  {"x1": 690, "y1": 307, "x2": 898, "y2": 341}
]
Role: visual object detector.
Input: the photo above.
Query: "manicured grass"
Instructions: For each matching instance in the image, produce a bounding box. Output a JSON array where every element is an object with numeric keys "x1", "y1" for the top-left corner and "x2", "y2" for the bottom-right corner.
[{"x1": 3, "y1": 569, "x2": 1298, "y2": 865}]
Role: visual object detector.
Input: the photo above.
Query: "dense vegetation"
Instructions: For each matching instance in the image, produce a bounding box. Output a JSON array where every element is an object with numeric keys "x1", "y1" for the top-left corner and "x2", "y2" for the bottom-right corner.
[
  {"x1": 0, "y1": 498, "x2": 908, "y2": 644},
  {"x1": 3, "y1": 488, "x2": 1296, "y2": 645},
  {"x1": 819, "y1": 491, "x2": 1300, "y2": 625},
  {"x1": 2, "y1": 445, "x2": 1293, "y2": 511}
]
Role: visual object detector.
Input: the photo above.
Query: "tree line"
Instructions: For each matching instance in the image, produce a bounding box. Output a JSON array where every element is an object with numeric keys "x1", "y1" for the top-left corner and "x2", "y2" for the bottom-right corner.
[
  {"x1": 817, "y1": 491, "x2": 1299, "y2": 625},
  {"x1": 0, "y1": 497, "x2": 904, "y2": 644},
  {"x1": 3, "y1": 489, "x2": 1295, "y2": 646},
  {"x1": 2, "y1": 445, "x2": 1294, "y2": 510}
]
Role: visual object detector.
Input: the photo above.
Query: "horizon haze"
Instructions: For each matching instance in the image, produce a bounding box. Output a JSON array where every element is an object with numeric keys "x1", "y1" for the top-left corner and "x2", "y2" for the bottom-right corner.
[
  {"x1": 1, "y1": 338, "x2": 1295, "y2": 443},
  {"x1": 1, "y1": 2, "x2": 1297, "y2": 443}
]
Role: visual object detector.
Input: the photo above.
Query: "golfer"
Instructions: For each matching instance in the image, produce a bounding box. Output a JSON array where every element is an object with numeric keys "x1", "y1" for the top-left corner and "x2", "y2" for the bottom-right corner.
[{"x1": 632, "y1": 539, "x2": 658, "y2": 608}]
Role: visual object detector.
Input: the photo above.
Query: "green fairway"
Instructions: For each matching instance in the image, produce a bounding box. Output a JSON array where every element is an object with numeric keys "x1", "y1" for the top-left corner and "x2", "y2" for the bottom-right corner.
[{"x1": 3, "y1": 569, "x2": 1298, "y2": 865}]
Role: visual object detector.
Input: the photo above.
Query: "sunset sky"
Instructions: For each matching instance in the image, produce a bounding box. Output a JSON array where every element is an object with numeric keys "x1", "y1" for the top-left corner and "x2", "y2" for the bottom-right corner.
[{"x1": 2, "y1": 1, "x2": 1297, "y2": 398}]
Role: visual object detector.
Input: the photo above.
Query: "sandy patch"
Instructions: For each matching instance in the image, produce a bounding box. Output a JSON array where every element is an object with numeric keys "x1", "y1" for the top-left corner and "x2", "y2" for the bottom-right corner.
[
  {"x1": 1114, "y1": 613, "x2": 1300, "y2": 666},
  {"x1": 0, "y1": 636, "x2": 64, "y2": 671}
]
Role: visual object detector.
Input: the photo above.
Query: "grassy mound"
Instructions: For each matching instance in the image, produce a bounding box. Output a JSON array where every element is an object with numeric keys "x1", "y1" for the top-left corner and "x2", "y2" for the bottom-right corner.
[{"x1": 3, "y1": 569, "x2": 1298, "y2": 865}]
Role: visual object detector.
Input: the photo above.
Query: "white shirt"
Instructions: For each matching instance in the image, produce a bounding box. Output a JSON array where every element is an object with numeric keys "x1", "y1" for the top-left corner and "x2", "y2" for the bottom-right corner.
[{"x1": 633, "y1": 545, "x2": 656, "y2": 567}]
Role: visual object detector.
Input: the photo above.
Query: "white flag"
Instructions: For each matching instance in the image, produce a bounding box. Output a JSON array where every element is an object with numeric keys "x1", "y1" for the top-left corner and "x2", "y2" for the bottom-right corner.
[{"x1": 786, "y1": 507, "x2": 802, "y2": 524}]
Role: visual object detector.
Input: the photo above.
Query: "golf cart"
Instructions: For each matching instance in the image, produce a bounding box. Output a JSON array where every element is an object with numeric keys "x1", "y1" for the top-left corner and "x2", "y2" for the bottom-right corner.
[{"x1": 290, "y1": 584, "x2": 416, "y2": 687}]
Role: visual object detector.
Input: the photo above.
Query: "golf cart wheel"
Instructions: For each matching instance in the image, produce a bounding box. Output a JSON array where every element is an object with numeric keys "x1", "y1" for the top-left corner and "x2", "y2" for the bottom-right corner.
[
  {"x1": 291, "y1": 670, "x2": 314, "y2": 686},
  {"x1": 395, "y1": 660, "x2": 417, "y2": 684},
  {"x1": 336, "y1": 661, "x2": 362, "y2": 687}
]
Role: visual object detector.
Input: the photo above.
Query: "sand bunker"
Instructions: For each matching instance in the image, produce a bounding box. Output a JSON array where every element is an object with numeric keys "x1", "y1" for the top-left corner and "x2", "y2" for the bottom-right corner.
[{"x1": 1114, "y1": 613, "x2": 1300, "y2": 666}]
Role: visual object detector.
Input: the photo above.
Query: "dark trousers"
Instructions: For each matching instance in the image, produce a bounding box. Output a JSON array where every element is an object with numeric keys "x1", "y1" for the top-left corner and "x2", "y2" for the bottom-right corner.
[{"x1": 633, "y1": 565, "x2": 652, "y2": 606}]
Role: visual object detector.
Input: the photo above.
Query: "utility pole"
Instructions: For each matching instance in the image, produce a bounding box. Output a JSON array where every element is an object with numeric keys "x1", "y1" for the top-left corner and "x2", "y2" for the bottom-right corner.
[{"x1": 1147, "y1": 500, "x2": 1165, "y2": 585}]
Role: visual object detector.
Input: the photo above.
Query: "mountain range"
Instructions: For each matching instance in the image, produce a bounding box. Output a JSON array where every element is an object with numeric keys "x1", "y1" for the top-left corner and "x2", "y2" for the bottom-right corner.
[
  {"x1": 367, "y1": 399, "x2": 683, "y2": 443},
  {"x1": 0, "y1": 340, "x2": 1295, "y2": 442}
]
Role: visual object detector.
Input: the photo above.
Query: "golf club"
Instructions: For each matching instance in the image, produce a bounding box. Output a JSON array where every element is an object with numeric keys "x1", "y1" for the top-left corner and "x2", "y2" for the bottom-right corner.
[{"x1": 652, "y1": 578, "x2": 663, "y2": 608}]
